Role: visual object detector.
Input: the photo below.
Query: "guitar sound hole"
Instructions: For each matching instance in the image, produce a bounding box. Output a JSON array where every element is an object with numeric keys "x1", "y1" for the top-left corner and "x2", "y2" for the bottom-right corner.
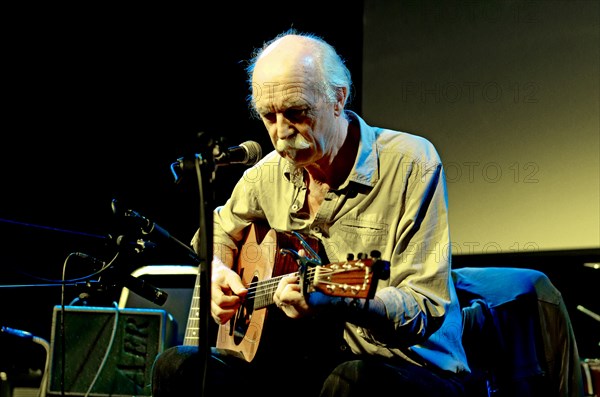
[{"x1": 232, "y1": 275, "x2": 257, "y2": 344}]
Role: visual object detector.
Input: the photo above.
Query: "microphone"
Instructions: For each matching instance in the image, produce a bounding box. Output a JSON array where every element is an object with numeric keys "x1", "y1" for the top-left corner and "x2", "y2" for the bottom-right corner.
[
  {"x1": 214, "y1": 140, "x2": 262, "y2": 166},
  {"x1": 76, "y1": 251, "x2": 168, "y2": 306},
  {"x1": 170, "y1": 140, "x2": 262, "y2": 183},
  {"x1": 124, "y1": 274, "x2": 168, "y2": 306},
  {"x1": 111, "y1": 199, "x2": 200, "y2": 263},
  {"x1": 124, "y1": 210, "x2": 170, "y2": 240},
  {"x1": 111, "y1": 199, "x2": 170, "y2": 241}
]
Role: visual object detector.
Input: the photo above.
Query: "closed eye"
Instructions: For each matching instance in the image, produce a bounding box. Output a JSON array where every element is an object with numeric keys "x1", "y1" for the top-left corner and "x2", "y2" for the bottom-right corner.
[
  {"x1": 261, "y1": 112, "x2": 276, "y2": 123},
  {"x1": 260, "y1": 107, "x2": 310, "y2": 124},
  {"x1": 284, "y1": 108, "x2": 309, "y2": 123}
]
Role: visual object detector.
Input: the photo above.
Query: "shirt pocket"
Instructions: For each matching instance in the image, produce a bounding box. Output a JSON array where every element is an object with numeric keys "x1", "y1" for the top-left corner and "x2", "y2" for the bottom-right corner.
[
  {"x1": 338, "y1": 219, "x2": 389, "y2": 236},
  {"x1": 325, "y1": 219, "x2": 389, "y2": 261}
]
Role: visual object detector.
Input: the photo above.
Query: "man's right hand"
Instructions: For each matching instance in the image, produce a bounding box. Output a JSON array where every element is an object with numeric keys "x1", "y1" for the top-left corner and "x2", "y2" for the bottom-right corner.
[{"x1": 211, "y1": 259, "x2": 248, "y2": 325}]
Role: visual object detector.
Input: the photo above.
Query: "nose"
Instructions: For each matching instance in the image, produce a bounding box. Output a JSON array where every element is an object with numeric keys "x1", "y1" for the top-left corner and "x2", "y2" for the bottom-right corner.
[{"x1": 275, "y1": 113, "x2": 294, "y2": 140}]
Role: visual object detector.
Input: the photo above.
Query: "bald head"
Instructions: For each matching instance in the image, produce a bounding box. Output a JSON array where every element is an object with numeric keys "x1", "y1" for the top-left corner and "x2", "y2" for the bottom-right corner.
[
  {"x1": 258, "y1": 34, "x2": 319, "y2": 65},
  {"x1": 246, "y1": 31, "x2": 352, "y2": 117},
  {"x1": 252, "y1": 35, "x2": 324, "y2": 108}
]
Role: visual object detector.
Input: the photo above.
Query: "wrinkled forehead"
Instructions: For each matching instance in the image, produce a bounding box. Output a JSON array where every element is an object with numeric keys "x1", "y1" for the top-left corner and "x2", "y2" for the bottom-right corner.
[{"x1": 251, "y1": 79, "x2": 325, "y2": 109}]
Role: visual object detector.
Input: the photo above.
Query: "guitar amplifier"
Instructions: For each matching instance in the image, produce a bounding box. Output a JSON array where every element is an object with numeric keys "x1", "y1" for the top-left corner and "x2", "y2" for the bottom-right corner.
[{"x1": 46, "y1": 305, "x2": 175, "y2": 397}]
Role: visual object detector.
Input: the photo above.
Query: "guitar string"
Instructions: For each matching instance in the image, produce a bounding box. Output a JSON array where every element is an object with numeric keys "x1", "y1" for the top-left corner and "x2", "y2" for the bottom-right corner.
[
  {"x1": 243, "y1": 267, "x2": 319, "y2": 298},
  {"x1": 181, "y1": 270, "x2": 315, "y2": 338},
  {"x1": 183, "y1": 265, "x2": 371, "y2": 340},
  {"x1": 185, "y1": 263, "x2": 371, "y2": 324},
  {"x1": 244, "y1": 265, "x2": 369, "y2": 301},
  {"x1": 179, "y1": 269, "x2": 304, "y2": 332}
]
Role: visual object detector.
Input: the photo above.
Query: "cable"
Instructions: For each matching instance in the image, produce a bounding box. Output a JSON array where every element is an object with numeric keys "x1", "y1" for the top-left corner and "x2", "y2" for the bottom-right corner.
[
  {"x1": 0, "y1": 327, "x2": 49, "y2": 397},
  {"x1": 33, "y1": 335, "x2": 50, "y2": 397},
  {"x1": 58, "y1": 251, "x2": 120, "y2": 396},
  {"x1": 84, "y1": 301, "x2": 120, "y2": 397}
]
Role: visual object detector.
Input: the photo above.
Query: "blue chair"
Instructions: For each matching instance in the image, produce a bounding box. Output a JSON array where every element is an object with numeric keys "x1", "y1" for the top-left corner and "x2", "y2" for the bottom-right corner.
[{"x1": 454, "y1": 267, "x2": 584, "y2": 397}]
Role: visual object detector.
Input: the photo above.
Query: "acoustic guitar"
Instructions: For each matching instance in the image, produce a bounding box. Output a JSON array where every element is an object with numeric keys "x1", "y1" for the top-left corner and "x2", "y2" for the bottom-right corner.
[{"x1": 183, "y1": 222, "x2": 389, "y2": 362}]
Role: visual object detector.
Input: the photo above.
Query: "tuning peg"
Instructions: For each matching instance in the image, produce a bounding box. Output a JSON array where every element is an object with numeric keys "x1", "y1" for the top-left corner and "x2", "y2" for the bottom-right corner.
[{"x1": 346, "y1": 253, "x2": 355, "y2": 261}]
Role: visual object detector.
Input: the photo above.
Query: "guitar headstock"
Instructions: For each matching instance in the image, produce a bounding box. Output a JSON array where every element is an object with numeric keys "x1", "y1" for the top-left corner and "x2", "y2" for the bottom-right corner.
[{"x1": 306, "y1": 253, "x2": 390, "y2": 299}]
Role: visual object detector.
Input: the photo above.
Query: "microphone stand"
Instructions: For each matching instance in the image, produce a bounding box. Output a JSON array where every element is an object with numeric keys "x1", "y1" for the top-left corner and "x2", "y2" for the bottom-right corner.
[{"x1": 172, "y1": 139, "x2": 217, "y2": 397}]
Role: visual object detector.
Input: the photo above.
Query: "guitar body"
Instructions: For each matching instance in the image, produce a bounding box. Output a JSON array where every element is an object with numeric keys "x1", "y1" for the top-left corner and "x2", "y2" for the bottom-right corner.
[
  {"x1": 215, "y1": 222, "x2": 319, "y2": 362},
  {"x1": 183, "y1": 222, "x2": 389, "y2": 364}
]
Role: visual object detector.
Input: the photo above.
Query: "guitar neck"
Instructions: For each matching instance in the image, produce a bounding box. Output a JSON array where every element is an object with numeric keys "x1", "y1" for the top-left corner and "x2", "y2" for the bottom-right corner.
[{"x1": 183, "y1": 273, "x2": 201, "y2": 345}]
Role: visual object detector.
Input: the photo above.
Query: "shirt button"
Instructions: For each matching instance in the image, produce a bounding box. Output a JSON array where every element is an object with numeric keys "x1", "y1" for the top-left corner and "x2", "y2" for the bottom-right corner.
[
  {"x1": 312, "y1": 226, "x2": 320, "y2": 232},
  {"x1": 291, "y1": 204, "x2": 299, "y2": 211}
]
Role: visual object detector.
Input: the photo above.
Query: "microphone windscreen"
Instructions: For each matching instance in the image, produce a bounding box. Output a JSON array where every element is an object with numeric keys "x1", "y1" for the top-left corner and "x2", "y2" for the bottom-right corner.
[{"x1": 240, "y1": 141, "x2": 262, "y2": 165}]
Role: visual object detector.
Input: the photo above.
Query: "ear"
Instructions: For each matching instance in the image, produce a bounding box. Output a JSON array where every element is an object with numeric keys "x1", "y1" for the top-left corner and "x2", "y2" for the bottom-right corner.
[{"x1": 333, "y1": 87, "x2": 347, "y2": 117}]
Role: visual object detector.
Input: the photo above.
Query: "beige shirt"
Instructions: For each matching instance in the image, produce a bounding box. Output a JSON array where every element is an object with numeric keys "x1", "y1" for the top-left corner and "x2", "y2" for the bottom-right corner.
[{"x1": 212, "y1": 111, "x2": 470, "y2": 374}]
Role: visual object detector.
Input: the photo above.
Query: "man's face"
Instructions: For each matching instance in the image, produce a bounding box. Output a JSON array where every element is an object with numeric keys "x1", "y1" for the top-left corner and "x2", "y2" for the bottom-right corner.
[{"x1": 252, "y1": 53, "x2": 338, "y2": 167}]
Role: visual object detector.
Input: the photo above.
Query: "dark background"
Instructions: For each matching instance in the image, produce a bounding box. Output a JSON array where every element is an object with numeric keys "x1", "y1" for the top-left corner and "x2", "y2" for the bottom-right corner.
[
  {"x1": 0, "y1": 2, "x2": 364, "y2": 378},
  {"x1": 1, "y1": 1, "x2": 598, "y2": 388}
]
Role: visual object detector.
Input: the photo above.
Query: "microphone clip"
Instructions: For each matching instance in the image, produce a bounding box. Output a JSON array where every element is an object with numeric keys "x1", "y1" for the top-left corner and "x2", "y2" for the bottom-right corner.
[{"x1": 109, "y1": 234, "x2": 157, "y2": 255}]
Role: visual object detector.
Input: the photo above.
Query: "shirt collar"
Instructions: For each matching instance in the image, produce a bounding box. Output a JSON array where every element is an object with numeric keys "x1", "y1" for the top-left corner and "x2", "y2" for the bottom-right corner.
[{"x1": 343, "y1": 110, "x2": 379, "y2": 188}]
